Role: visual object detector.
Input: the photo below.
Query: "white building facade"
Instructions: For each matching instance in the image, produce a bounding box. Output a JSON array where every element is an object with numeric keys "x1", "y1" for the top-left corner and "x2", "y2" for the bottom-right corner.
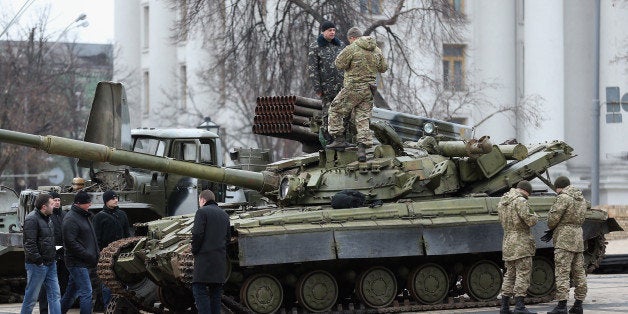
[{"x1": 114, "y1": 0, "x2": 628, "y2": 205}]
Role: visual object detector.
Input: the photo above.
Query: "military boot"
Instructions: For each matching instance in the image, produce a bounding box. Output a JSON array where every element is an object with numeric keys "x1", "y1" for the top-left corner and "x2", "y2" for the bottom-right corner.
[
  {"x1": 500, "y1": 295, "x2": 513, "y2": 314},
  {"x1": 547, "y1": 300, "x2": 568, "y2": 314},
  {"x1": 357, "y1": 143, "x2": 367, "y2": 162},
  {"x1": 326, "y1": 135, "x2": 349, "y2": 150},
  {"x1": 514, "y1": 296, "x2": 536, "y2": 314},
  {"x1": 568, "y1": 299, "x2": 583, "y2": 314}
]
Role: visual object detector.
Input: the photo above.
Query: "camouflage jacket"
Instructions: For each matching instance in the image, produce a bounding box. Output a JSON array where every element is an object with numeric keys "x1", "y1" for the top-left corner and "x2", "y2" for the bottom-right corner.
[
  {"x1": 548, "y1": 185, "x2": 587, "y2": 252},
  {"x1": 498, "y1": 188, "x2": 539, "y2": 261},
  {"x1": 307, "y1": 35, "x2": 345, "y2": 102},
  {"x1": 335, "y1": 36, "x2": 388, "y2": 88}
]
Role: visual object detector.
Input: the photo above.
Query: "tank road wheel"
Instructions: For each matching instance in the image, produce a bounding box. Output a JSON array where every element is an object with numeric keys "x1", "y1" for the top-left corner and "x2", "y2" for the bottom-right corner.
[
  {"x1": 528, "y1": 256, "x2": 555, "y2": 297},
  {"x1": 158, "y1": 286, "x2": 194, "y2": 312},
  {"x1": 584, "y1": 235, "x2": 607, "y2": 273},
  {"x1": 356, "y1": 266, "x2": 397, "y2": 308},
  {"x1": 408, "y1": 263, "x2": 450, "y2": 304},
  {"x1": 463, "y1": 260, "x2": 502, "y2": 301},
  {"x1": 296, "y1": 270, "x2": 338, "y2": 312},
  {"x1": 240, "y1": 274, "x2": 283, "y2": 314}
]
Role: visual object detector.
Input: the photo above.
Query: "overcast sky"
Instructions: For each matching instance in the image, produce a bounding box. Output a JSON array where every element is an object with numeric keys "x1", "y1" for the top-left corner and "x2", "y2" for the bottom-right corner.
[{"x1": 0, "y1": 0, "x2": 114, "y2": 44}]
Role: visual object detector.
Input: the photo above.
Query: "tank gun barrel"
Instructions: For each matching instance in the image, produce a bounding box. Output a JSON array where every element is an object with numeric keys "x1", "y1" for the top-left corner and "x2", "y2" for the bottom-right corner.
[{"x1": 0, "y1": 129, "x2": 278, "y2": 193}]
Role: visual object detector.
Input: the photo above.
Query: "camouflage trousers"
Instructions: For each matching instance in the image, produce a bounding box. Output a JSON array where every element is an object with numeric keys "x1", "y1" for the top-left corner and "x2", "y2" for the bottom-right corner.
[
  {"x1": 327, "y1": 85, "x2": 373, "y2": 146},
  {"x1": 554, "y1": 248, "x2": 587, "y2": 301},
  {"x1": 501, "y1": 256, "x2": 532, "y2": 297}
]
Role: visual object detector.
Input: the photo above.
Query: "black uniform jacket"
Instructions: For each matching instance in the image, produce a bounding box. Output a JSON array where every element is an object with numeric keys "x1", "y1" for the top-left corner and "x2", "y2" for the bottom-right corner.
[
  {"x1": 62, "y1": 205, "x2": 99, "y2": 268},
  {"x1": 191, "y1": 201, "x2": 231, "y2": 283},
  {"x1": 93, "y1": 205, "x2": 131, "y2": 250},
  {"x1": 23, "y1": 210, "x2": 56, "y2": 265}
]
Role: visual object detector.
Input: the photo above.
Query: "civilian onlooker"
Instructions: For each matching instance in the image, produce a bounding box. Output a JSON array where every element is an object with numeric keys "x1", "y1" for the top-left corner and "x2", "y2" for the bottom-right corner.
[
  {"x1": 60, "y1": 191, "x2": 99, "y2": 314},
  {"x1": 21, "y1": 194, "x2": 61, "y2": 314}
]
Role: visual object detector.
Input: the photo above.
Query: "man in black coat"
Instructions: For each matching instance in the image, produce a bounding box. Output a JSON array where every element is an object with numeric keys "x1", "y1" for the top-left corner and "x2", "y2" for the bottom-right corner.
[
  {"x1": 21, "y1": 194, "x2": 61, "y2": 314},
  {"x1": 60, "y1": 191, "x2": 99, "y2": 314},
  {"x1": 38, "y1": 191, "x2": 68, "y2": 314},
  {"x1": 93, "y1": 190, "x2": 131, "y2": 308},
  {"x1": 191, "y1": 190, "x2": 231, "y2": 314}
]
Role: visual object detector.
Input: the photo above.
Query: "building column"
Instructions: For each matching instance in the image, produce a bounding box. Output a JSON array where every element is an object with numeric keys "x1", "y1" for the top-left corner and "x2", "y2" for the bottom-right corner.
[
  {"x1": 468, "y1": 0, "x2": 517, "y2": 143},
  {"x1": 522, "y1": 0, "x2": 565, "y2": 143},
  {"x1": 598, "y1": 1, "x2": 628, "y2": 205}
]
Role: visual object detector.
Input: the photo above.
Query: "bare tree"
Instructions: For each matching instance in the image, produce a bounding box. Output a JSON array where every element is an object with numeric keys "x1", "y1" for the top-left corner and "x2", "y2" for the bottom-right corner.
[
  {"x1": 0, "y1": 12, "x2": 110, "y2": 191},
  {"x1": 165, "y1": 0, "x2": 540, "y2": 158}
]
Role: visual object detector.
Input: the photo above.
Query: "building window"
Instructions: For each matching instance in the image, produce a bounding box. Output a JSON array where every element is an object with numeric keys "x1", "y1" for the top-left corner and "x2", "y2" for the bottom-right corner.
[
  {"x1": 142, "y1": 6, "x2": 150, "y2": 49},
  {"x1": 442, "y1": 44, "x2": 465, "y2": 91},
  {"x1": 143, "y1": 71, "x2": 150, "y2": 114},
  {"x1": 179, "y1": 64, "x2": 187, "y2": 109},
  {"x1": 360, "y1": 0, "x2": 382, "y2": 15}
]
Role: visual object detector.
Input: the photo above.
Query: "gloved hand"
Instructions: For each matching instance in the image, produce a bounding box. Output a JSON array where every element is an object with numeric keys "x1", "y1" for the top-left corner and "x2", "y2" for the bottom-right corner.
[{"x1": 541, "y1": 229, "x2": 554, "y2": 242}]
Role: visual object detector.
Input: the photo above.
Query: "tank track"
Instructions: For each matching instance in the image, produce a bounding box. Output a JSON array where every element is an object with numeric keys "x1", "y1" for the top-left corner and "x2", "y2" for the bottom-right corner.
[
  {"x1": 175, "y1": 246, "x2": 193, "y2": 286},
  {"x1": 133, "y1": 235, "x2": 608, "y2": 313},
  {"x1": 586, "y1": 234, "x2": 607, "y2": 273},
  {"x1": 220, "y1": 293, "x2": 553, "y2": 313},
  {"x1": 97, "y1": 236, "x2": 164, "y2": 314}
]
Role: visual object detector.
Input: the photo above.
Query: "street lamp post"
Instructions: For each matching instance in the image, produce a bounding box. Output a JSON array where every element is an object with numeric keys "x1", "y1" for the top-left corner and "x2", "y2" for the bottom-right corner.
[
  {"x1": 44, "y1": 13, "x2": 89, "y2": 58},
  {"x1": 197, "y1": 117, "x2": 220, "y2": 134}
]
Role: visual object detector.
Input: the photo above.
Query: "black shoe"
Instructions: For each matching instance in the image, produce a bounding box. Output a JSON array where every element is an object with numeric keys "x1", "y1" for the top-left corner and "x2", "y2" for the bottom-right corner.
[
  {"x1": 514, "y1": 296, "x2": 536, "y2": 314},
  {"x1": 326, "y1": 136, "x2": 349, "y2": 150},
  {"x1": 500, "y1": 295, "x2": 513, "y2": 314},
  {"x1": 568, "y1": 299, "x2": 583, "y2": 314},
  {"x1": 357, "y1": 143, "x2": 367, "y2": 162},
  {"x1": 547, "y1": 300, "x2": 568, "y2": 314}
]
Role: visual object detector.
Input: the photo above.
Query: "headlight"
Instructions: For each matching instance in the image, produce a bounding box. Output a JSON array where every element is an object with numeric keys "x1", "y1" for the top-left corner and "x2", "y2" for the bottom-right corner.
[{"x1": 423, "y1": 122, "x2": 436, "y2": 135}]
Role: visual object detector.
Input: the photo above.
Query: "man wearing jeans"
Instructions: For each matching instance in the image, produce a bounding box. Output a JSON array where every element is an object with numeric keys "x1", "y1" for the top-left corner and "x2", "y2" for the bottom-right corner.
[
  {"x1": 60, "y1": 191, "x2": 99, "y2": 314},
  {"x1": 191, "y1": 190, "x2": 231, "y2": 313},
  {"x1": 93, "y1": 190, "x2": 131, "y2": 308},
  {"x1": 21, "y1": 194, "x2": 61, "y2": 314}
]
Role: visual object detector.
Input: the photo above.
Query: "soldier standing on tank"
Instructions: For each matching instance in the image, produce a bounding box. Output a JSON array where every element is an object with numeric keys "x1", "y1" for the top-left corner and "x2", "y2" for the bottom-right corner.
[
  {"x1": 191, "y1": 190, "x2": 231, "y2": 314},
  {"x1": 546, "y1": 176, "x2": 587, "y2": 314},
  {"x1": 326, "y1": 27, "x2": 388, "y2": 162},
  {"x1": 38, "y1": 192, "x2": 68, "y2": 314},
  {"x1": 307, "y1": 20, "x2": 345, "y2": 145},
  {"x1": 497, "y1": 180, "x2": 538, "y2": 314}
]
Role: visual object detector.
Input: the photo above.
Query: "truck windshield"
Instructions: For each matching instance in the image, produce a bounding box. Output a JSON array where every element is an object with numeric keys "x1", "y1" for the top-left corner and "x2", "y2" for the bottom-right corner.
[{"x1": 133, "y1": 138, "x2": 166, "y2": 157}]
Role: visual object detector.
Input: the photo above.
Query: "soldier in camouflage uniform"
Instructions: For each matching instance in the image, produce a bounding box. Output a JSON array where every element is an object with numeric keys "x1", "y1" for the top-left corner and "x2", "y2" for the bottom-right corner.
[
  {"x1": 497, "y1": 180, "x2": 538, "y2": 314},
  {"x1": 307, "y1": 21, "x2": 345, "y2": 145},
  {"x1": 326, "y1": 27, "x2": 388, "y2": 162},
  {"x1": 546, "y1": 176, "x2": 587, "y2": 314}
]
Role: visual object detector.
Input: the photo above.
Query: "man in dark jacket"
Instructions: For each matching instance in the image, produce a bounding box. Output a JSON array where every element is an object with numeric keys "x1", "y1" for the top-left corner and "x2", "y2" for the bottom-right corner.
[
  {"x1": 38, "y1": 191, "x2": 68, "y2": 314},
  {"x1": 21, "y1": 193, "x2": 61, "y2": 314},
  {"x1": 307, "y1": 20, "x2": 345, "y2": 144},
  {"x1": 191, "y1": 190, "x2": 231, "y2": 314},
  {"x1": 60, "y1": 191, "x2": 99, "y2": 314},
  {"x1": 93, "y1": 190, "x2": 131, "y2": 308}
]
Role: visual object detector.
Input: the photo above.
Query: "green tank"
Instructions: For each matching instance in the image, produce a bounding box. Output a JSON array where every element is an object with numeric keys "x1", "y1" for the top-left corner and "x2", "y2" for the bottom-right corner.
[{"x1": 0, "y1": 120, "x2": 622, "y2": 313}]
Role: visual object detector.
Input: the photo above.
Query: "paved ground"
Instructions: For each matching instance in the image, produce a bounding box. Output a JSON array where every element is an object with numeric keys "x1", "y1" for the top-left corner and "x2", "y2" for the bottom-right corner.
[{"x1": 2, "y1": 239, "x2": 627, "y2": 314}]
